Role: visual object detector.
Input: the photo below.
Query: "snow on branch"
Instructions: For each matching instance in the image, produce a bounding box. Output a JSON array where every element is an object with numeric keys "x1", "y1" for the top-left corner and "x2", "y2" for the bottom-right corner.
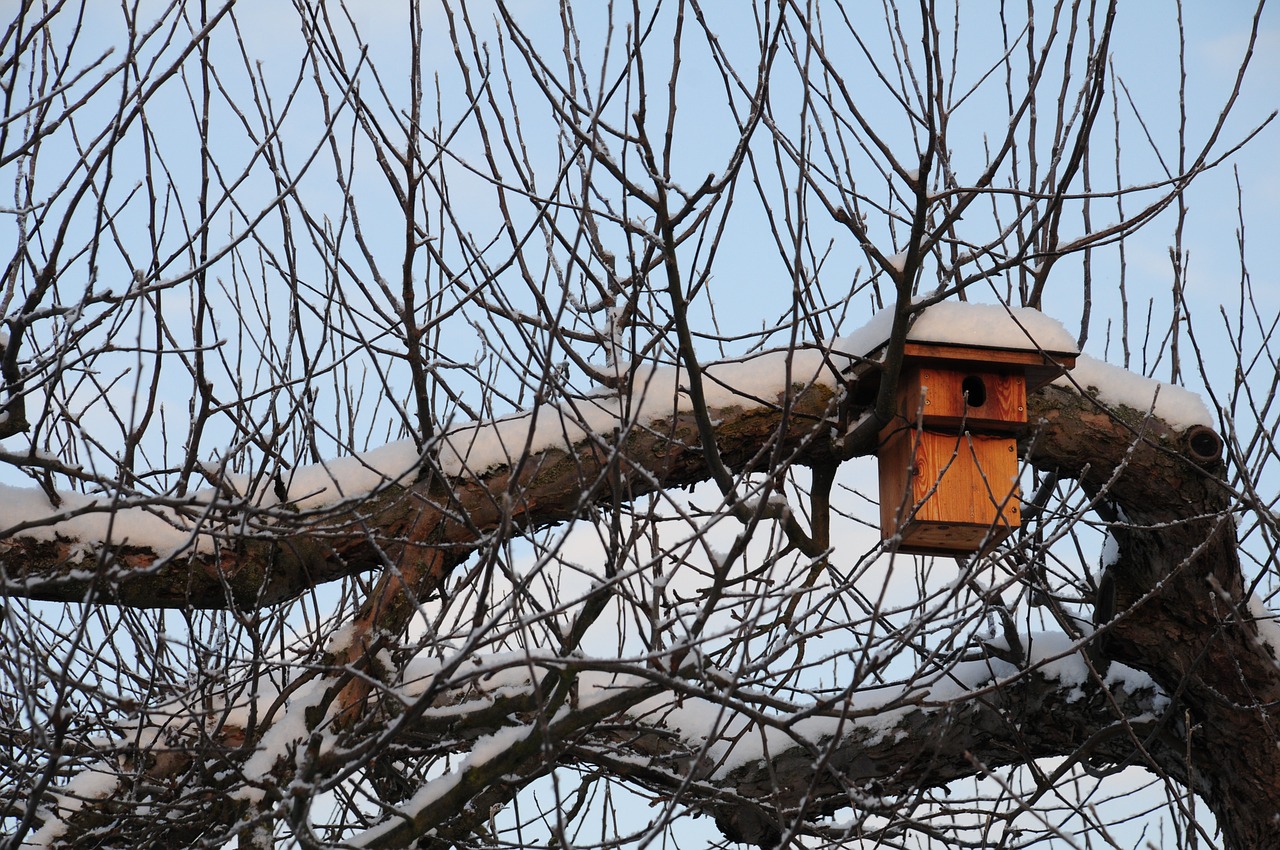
[
  {"x1": 3, "y1": 301, "x2": 1221, "y2": 612},
  {"x1": 28, "y1": 639, "x2": 1165, "y2": 849}
]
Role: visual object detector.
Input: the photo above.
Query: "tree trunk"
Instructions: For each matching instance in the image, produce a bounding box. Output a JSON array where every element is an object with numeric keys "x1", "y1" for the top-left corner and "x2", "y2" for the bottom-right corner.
[
  {"x1": 1028, "y1": 385, "x2": 1280, "y2": 848},
  {"x1": 6, "y1": 379, "x2": 1278, "y2": 848}
]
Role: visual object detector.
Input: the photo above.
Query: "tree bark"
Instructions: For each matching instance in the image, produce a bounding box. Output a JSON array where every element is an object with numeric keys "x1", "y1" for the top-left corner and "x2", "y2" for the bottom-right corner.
[
  {"x1": 5, "y1": 378, "x2": 1277, "y2": 848},
  {"x1": 1027, "y1": 386, "x2": 1280, "y2": 848}
]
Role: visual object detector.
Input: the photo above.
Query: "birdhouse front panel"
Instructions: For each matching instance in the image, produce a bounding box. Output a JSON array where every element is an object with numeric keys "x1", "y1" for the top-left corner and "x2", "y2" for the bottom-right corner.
[
  {"x1": 878, "y1": 426, "x2": 1020, "y2": 555},
  {"x1": 897, "y1": 366, "x2": 1026, "y2": 432}
]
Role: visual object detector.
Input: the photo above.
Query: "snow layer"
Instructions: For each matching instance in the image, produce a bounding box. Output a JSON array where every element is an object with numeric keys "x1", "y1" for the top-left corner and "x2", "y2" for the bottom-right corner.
[
  {"x1": 0, "y1": 484, "x2": 199, "y2": 554},
  {"x1": 352, "y1": 724, "x2": 529, "y2": 847},
  {"x1": 28, "y1": 627, "x2": 1164, "y2": 848},
  {"x1": 234, "y1": 676, "x2": 336, "y2": 804},
  {"x1": 904, "y1": 300, "x2": 1078, "y2": 352},
  {"x1": 24, "y1": 766, "x2": 120, "y2": 847},
  {"x1": 0, "y1": 301, "x2": 1092, "y2": 554},
  {"x1": 1248, "y1": 593, "x2": 1280, "y2": 665},
  {"x1": 436, "y1": 345, "x2": 844, "y2": 476},
  {"x1": 387, "y1": 637, "x2": 1159, "y2": 784},
  {"x1": 439, "y1": 302, "x2": 1076, "y2": 476},
  {"x1": 1053, "y1": 354, "x2": 1213, "y2": 430},
  {"x1": 282, "y1": 439, "x2": 423, "y2": 509}
]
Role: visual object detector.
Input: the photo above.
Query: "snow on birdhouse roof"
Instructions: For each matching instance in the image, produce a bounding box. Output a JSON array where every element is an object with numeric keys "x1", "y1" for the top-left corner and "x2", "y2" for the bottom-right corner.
[
  {"x1": 830, "y1": 300, "x2": 1079, "y2": 358},
  {"x1": 906, "y1": 300, "x2": 1079, "y2": 352},
  {"x1": 817, "y1": 302, "x2": 1080, "y2": 385}
]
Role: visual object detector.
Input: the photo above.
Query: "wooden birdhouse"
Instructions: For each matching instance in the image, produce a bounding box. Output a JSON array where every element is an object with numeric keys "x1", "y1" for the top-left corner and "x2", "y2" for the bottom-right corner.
[{"x1": 878, "y1": 341, "x2": 1076, "y2": 556}]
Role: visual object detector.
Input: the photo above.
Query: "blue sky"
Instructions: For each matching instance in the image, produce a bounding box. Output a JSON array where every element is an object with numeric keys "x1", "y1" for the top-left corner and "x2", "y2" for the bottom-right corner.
[
  {"x1": 3, "y1": 1, "x2": 1277, "y2": 562},
  {"x1": 3, "y1": 3, "x2": 1279, "y2": 846}
]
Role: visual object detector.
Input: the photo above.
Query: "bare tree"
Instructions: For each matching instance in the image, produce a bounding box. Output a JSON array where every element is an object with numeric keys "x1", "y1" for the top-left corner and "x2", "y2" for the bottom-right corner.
[{"x1": 2, "y1": 1, "x2": 1277, "y2": 848}]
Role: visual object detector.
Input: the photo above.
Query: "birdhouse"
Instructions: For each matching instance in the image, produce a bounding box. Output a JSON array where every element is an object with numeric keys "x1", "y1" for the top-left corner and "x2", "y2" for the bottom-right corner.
[{"x1": 878, "y1": 341, "x2": 1076, "y2": 555}]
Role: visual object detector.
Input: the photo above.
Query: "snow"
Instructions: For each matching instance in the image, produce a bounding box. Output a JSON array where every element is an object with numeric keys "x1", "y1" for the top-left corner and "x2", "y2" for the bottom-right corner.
[
  {"x1": 25, "y1": 766, "x2": 120, "y2": 847},
  {"x1": 353, "y1": 721, "x2": 533, "y2": 845},
  {"x1": 393, "y1": 650, "x2": 908, "y2": 777},
  {"x1": 943, "y1": 632, "x2": 1096, "y2": 698},
  {"x1": 227, "y1": 624, "x2": 378, "y2": 804},
  {"x1": 945, "y1": 630, "x2": 1159, "y2": 707},
  {"x1": 1248, "y1": 593, "x2": 1280, "y2": 664},
  {"x1": 1101, "y1": 531, "x2": 1121, "y2": 567},
  {"x1": 0, "y1": 300, "x2": 1161, "y2": 560},
  {"x1": 0, "y1": 484, "x2": 201, "y2": 553},
  {"x1": 387, "y1": 637, "x2": 1161, "y2": 784},
  {"x1": 927, "y1": 656, "x2": 1019, "y2": 702},
  {"x1": 0, "y1": 442, "x2": 426, "y2": 558},
  {"x1": 904, "y1": 300, "x2": 1078, "y2": 352},
  {"x1": 436, "y1": 346, "x2": 840, "y2": 477},
  {"x1": 280, "y1": 440, "x2": 423, "y2": 509},
  {"x1": 1053, "y1": 354, "x2": 1213, "y2": 430},
  {"x1": 1105, "y1": 661, "x2": 1165, "y2": 710},
  {"x1": 22, "y1": 627, "x2": 1166, "y2": 847},
  {"x1": 1023, "y1": 632, "x2": 1090, "y2": 697},
  {"x1": 234, "y1": 676, "x2": 335, "y2": 803}
]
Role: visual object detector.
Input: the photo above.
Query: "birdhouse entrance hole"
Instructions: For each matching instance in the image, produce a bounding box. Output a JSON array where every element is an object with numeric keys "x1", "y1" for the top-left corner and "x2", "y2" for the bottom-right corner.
[{"x1": 961, "y1": 375, "x2": 986, "y2": 407}]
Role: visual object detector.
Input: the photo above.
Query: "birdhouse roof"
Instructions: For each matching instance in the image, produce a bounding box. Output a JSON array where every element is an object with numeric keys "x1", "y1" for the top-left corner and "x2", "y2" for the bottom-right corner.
[{"x1": 833, "y1": 301, "x2": 1079, "y2": 389}]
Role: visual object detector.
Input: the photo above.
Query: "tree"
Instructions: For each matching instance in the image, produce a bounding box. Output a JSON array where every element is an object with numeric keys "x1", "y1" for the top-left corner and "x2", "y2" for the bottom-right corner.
[{"x1": 1, "y1": 0, "x2": 1277, "y2": 847}]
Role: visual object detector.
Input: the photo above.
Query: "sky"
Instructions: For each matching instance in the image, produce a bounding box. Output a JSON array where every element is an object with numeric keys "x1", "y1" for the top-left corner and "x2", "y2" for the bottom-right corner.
[
  {"x1": 2, "y1": 2, "x2": 1279, "y2": 846},
  {"x1": 7, "y1": 0, "x2": 1272, "y2": 560},
  {"x1": 5, "y1": 1, "x2": 1277, "y2": 463}
]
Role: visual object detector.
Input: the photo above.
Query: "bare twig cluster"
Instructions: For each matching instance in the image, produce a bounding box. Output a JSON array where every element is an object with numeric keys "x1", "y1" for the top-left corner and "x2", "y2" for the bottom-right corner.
[{"x1": 1, "y1": 2, "x2": 1277, "y2": 848}]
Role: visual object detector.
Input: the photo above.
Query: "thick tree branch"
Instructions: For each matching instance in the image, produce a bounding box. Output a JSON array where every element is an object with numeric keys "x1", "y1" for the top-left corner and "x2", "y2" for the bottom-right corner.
[
  {"x1": 15, "y1": 369, "x2": 1270, "y2": 847},
  {"x1": 0, "y1": 374, "x2": 845, "y2": 608}
]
